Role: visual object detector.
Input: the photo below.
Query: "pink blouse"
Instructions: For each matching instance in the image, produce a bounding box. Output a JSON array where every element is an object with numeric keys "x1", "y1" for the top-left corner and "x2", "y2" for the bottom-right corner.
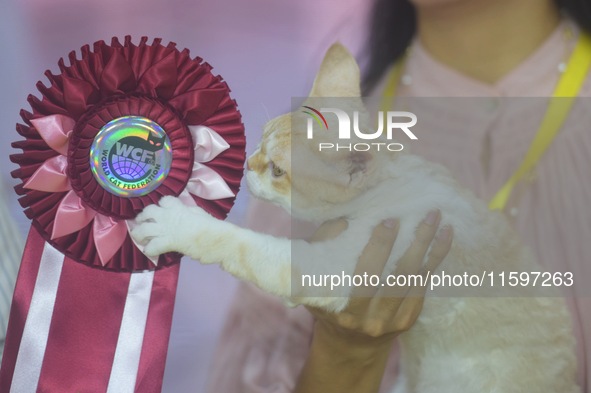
[{"x1": 207, "y1": 20, "x2": 591, "y2": 393}]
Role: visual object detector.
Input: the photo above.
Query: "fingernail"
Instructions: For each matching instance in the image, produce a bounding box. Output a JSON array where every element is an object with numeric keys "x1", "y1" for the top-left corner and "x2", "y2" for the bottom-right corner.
[
  {"x1": 436, "y1": 225, "x2": 452, "y2": 241},
  {"x1": 383, "y1": 218, "x2": 398, "y2": 229},
  {"x1": 424, "y1": 210, "x2": 440, "y2": 226}
]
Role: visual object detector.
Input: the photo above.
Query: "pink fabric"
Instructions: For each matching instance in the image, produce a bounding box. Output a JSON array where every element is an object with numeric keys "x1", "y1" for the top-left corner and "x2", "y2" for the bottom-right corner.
[
  {"x1": 0, "y1": 227, "x2": 46, "y2": 392},
  {"x1": 0, "y1": 226, "x2": 179, "y2": 393},
  {"x1": 52, "y1": 190, "x2": 96, "y2": 239},
  {"x1": 208, "y1": 19, "x2": 590, "y2": 393},
  {"x1": 30, "y1": 114, "x2": 74, "y2": 156},
  {"x1": 187, "y1": 162, "x2": 236, "y2": 200},
  {"x1": 177, "y1": 189, "x2": 199, "y2": 207},
  {"x1": 190, "y1": 125, "x2": 231, "y2": 163},
  {"x1": 186, "y1": 125, "x2": 236, "y2": 200},
  {"x1": 37, "y1": 256, "x2": 132, "y2": 392},
  {"x1": 24, "y1": 155, "x2": 70, "y2": 192},
  {"x1": 93, "y1": 214, "x2": 128, "y2": 266},
  {"x1": 11, "y1": 37, "x2": 246, "y2": 272},
  {"x1": 125, "y1": 220, "x2": 159, "y2": 266},
  {"x1": 22, "y1": 113, "x2": 236, "y2": 267},
  {"x1": 135, "y1": 264, "x2": 180, "y2": 393}
]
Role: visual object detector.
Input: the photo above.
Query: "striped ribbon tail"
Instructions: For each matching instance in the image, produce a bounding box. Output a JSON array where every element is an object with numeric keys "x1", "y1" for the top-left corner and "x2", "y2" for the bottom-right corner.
[{"x1": 0, "y1": 226, "x2": 179, "y2": 393}]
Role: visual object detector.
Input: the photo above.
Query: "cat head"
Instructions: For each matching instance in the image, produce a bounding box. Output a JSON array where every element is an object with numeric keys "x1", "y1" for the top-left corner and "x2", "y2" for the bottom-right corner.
[
  {"x1": 146, "y1": 133, "x2": 166, "y2": 151},
  {"x1": 246, "y1": 43, "x2": 395, "y2": 222}
]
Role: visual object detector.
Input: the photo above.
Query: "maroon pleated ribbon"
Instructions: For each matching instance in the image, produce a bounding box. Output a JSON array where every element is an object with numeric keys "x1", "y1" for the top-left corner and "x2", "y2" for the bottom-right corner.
[{"x1": 0, "y1": 37, "x2": 245, "y2": 393}]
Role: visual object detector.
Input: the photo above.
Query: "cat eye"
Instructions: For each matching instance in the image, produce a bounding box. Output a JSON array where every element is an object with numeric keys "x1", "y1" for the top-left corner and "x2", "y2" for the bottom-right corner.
[{"x1": 270, "y1": 162, "x2": 285, "y2": 177}]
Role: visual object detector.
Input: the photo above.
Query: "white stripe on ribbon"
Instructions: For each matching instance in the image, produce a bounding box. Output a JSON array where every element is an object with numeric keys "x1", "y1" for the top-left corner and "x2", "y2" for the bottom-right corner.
[
  {"x1": 10, "y1": 242, "x2": 64, "y2": 393},
  {"x1": 106, "y1": 270, "x2": 154, "y2": 393}
]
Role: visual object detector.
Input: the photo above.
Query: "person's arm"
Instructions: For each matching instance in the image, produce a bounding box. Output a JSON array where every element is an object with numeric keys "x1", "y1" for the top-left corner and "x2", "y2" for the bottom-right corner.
[
  {"x1": 296, "y1": 321, "x2": 394, "y2": 393},
  {"x1": 295, "y1": 211, "x2": 453, "y2": 393}
]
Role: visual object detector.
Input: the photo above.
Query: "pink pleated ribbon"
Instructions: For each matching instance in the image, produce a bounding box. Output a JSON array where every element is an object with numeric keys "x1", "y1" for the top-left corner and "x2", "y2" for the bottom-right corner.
[
  {"x1": 23, "y1": 115, "x2": 235, "y2": 266},
  {"x1": 2, "y1": 37, "x2": 245, "y2": 393},
  {"x1": 0, "y1": 226, "x2": 180, "y2": 393}
]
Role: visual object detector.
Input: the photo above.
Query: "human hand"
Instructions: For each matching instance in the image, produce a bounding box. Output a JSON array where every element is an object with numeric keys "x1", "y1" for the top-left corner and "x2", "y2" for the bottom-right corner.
[
  {"x1": 308, "y1": 210, "x2": 453, "y2": 344},
  {"x1": 295, "y1": 211, "x2": 452, "y2": 393}
]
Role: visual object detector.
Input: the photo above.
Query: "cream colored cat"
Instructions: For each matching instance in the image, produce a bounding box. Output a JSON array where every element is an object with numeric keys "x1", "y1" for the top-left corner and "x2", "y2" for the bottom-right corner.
[{"x1": 131, "y1": 44, "x2": 579, "y2": 392}]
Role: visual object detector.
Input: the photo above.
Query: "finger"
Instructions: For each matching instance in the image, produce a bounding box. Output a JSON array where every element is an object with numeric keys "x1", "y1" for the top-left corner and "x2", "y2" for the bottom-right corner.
[
  {"x1": 385, "y1": 226, "x2": 452, "y2": 298},
  {"x1": 309, "y1": 218, "x2": 348, "y2": 243},
  {"x1": 394, "y1": 210, "x2": 441, "y2": 277},
  {"x1": 421, "y1": 225, "x2": 453, "y2": 276},
  {"x1": 351, "y1": 219, "x2": 399, "y2": 298},
  {"x1": 388, "y1": 293, "x2": 426, "y2": 333},
  {"x1": 378, "y1": 274, "x2": 431, "y2": 331},
  {"x1": 305, "y1": 305, "x2": 356, "y2": 331}
]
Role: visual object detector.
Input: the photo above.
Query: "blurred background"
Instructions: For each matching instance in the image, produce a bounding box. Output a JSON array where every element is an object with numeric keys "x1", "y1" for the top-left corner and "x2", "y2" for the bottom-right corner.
[{"x1": 0, "y1": 0, "x2": 369, "y2": 391}]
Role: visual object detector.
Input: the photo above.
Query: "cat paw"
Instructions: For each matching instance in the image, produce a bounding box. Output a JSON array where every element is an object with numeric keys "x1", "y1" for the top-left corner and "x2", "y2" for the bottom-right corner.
[{"x1": 131, "y1": 196, "x2": 207, "y2": 256}]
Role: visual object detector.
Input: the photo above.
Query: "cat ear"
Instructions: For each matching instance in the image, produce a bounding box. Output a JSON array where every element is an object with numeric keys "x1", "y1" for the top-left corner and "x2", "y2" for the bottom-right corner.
[{"x1": 309, "y1": 43, "x2": 361, "y2": 98}]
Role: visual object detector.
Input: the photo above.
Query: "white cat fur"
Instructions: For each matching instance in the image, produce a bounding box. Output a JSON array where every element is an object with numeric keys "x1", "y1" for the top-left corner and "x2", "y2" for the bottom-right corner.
[{"x1": 131, "y1": 44, "x2": 579, "y2": 393}]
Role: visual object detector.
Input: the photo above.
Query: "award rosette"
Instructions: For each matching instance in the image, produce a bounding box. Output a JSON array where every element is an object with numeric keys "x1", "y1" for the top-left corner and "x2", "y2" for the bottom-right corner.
[{"x1": 0, "y1": 37, "x2": 245, "y2": 392}]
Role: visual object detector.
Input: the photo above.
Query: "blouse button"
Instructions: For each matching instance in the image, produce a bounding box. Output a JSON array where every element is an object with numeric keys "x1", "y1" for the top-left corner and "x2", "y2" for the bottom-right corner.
[{"x1": 509, "y1": 207, "x2": 519, "y2": 217}]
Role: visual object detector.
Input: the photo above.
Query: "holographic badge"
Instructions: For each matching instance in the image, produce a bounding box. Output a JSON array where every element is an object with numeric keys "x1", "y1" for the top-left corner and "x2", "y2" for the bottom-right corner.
[{"x1": 90, "y1": 116, "x2": 172, "y2": 197}]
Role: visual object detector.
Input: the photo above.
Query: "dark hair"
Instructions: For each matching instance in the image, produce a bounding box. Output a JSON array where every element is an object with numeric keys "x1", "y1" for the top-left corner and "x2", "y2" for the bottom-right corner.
[{"x1": 363, "y1": 0, "x2": 591, "y2": 93}]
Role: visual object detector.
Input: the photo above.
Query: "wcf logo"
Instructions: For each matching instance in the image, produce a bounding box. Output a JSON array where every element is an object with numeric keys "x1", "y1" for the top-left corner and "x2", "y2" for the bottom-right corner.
[{"x1": 302, "y1": 106, "x2": 417, "y2": 152}]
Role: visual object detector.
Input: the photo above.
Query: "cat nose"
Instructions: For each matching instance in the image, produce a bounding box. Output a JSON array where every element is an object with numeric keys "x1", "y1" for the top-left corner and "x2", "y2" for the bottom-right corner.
[{"x1": 246, "y1": 159, "x2": 252, "y2": 171}]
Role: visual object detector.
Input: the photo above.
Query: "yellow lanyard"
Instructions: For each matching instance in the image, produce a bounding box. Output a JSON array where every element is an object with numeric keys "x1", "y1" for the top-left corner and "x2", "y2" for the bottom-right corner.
[{"x1": 380, "y1": 34, "x2": 591, "y2": 212}]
